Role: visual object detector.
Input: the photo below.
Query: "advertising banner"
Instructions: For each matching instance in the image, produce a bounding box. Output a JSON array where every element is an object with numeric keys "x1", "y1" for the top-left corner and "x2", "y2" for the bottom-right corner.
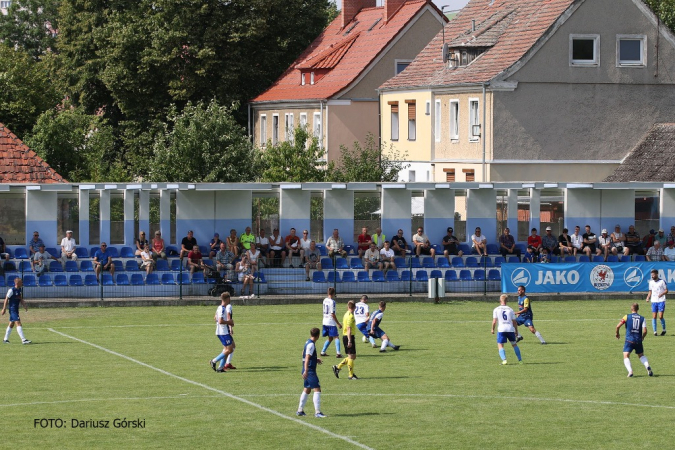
[{"x1": 500, "y1": 262, "x2": 675, "y2": 293}]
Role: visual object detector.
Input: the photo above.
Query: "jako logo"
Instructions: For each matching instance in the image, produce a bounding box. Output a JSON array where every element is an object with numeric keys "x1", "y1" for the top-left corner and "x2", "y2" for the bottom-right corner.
[
  {"x1": 624, "y1": 267, "x2": 643, "y2": 288},
  {"x1": 511, "y1": 268, "x2": 531, "y2": 287}
]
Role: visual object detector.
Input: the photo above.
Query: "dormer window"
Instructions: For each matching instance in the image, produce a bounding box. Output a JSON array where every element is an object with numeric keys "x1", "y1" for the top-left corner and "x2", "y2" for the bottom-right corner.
[
  {"x1": 301, "y1": 73, "x2": 306, "y2": 86},
  {"x1": 310, "y1": 72, "x2": 315, "y2": 85},
  {"x1": 448, "y1": 47, "x2": 487, "y2": 68}
]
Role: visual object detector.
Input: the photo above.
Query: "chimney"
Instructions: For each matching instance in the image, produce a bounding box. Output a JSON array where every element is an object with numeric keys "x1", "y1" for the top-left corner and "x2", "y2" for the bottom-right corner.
[
  {"x1": 341, "y1": 0, "x2": 377, "y2": 29},
  {"x1": 384, "y1": 0, "x2": 407, "y2": 23}
]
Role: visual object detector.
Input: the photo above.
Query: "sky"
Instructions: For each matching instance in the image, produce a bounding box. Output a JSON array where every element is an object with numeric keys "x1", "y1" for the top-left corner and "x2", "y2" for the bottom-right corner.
[{"x1": 333, "y1": 0, "x2": 471, "y2": 13}]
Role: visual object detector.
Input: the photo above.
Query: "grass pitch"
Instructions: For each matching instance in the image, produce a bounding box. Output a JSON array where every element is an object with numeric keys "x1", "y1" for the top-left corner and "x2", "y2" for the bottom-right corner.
[{"x1": 1, "y1": 299, "x2": 674, "y2": 449}]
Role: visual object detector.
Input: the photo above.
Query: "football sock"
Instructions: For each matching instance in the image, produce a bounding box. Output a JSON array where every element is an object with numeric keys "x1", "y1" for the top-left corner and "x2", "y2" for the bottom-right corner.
[
  {"x1": 347, "y1": 358, "x2": 354, "y2": 377},
  {"x1": 213, "y1": 353, "x2": 226, "y2": 364},
  {"x1": 514, "y1": 346, "x2": 522, "y2": 361},
  {"x1": 16, "y1": 326, "x2": 26, "y2": 340},
  {"x1": 387, "y1": 340, "x2": 396, "y2": 348},
  {"x1": 381, "y1": 339, "x2": 389, "y2": 351},
  {"x1": 217, "y1": 359, "x2": 225, "y2": 370},
  {"x1": 335, "y1": 340, "x2": 341, "y2": 354},
  {"x1": 337, "y1": 358, "x2": 348, "y2": 370},
  {"x1": 313, "y1": 392, "x2": 321, "y2": 413},
  {"x1": 623, "y1": 358, "x2": 633, "y2": 374},
  {"x1": 368, "y1": 336, "x2": 376, "y2": 345},
  {"x1": 226, "y1": 349, "x2": 234, "y2": 365},
  {"x1": 660, "y1": 319, "x2": 666, "y2": 331},
  {"x1": 639, "y1": 355, "x2": 650, "y2": 370},
  {"x1": 535, "y1": 331, "x2": 545, "y2": 343},
  {"x1": 4, "y1": 326, "x2": 11, "y2": 341},
  {"x1": 652, "y1": 319, "x2": 657, "y2": 332},
  {"x1": 498, "y1": 348, "x2": 506, "y2": 361},
  {"x1": 321, "y1": 340, "x2": 330, "y2": 353},
  {"x1": 298, "y1": 392, "x2": 309, "y2": 411}
]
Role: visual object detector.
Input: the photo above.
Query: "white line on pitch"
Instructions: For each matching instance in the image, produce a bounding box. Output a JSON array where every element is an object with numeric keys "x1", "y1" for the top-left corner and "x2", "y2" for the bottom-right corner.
[
  {"x1": 47, "y1": 328, "x2": 373, "y2": 450},
  {"x1": 0, "y1": 395, "x2": 219, "y2": 408}
]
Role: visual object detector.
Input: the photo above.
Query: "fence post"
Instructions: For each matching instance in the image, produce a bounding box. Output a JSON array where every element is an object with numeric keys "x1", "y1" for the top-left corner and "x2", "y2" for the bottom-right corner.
[
  {"x1": 179, "y1": 261, "x2": 183, "y2": 300},
  {"x1": 408, "y1": 255, "x2": 412, "y2": 296},
  {"x1": 100, "y1": 272, "x2": 104, "y2": 301}
]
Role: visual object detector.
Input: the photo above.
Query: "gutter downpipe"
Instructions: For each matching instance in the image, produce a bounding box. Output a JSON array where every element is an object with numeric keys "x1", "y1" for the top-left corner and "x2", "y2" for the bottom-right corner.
[
  {"x1": 378, "y1": 89, "x2": 382, "y2": 169},
  {"x1": 482, "y1": 82, "x2": 488, "y2": 182},
  {"x1": 247, "y1": 103, "x2": 251, "y2": 141}
]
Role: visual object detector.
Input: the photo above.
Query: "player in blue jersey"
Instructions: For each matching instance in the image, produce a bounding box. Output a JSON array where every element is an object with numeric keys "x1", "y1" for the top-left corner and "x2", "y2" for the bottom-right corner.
[
  {"x1": 297, "y1": 327, "x2": 326, "y2": 418},
  {"x1": 616, "y1": 303, "x2": 653, "y2": 377},
  {"x1": 367, "y1": 301, "x2": 400, "y2": 353},
  {"x1": 2, "y1": 278, "x2": 31, "y2": 344},
  {"x1": 209, "y1": 292, "x2": 234, "y2": 373},
  {"x1": 515, "y1": 285, "x2": 546, "y2": 344},
  {"x1": 491, "y1": 294, "x2": 522, "y2": 365}
]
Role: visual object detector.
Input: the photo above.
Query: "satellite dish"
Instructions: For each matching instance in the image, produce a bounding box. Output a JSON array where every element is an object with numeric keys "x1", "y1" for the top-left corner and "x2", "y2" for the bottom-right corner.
[{"x1": 442, "y1": 43, "x2": 449, "y2": 63}]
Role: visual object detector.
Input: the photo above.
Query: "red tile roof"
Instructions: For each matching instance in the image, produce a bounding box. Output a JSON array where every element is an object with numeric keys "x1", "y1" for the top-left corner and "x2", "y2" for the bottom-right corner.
[
  {"x1": 0, "y1": 123, "x2": 66, "y2": 183},
  {"x1": 380, "y1": 0, "x2": 575, "y2": 90},
  {"x1": 252, "y1": 0, "x2": 438, "y2": 103}
]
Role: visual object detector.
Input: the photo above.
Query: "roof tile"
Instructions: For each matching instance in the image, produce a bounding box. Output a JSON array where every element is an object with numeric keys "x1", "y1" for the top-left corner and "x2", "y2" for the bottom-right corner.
[{"x1": 0, "y1": 123, "x2": 66, "y2": 184}]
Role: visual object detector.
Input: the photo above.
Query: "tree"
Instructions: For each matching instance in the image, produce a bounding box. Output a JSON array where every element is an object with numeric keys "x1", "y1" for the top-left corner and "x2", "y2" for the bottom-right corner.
[
  {"x1": 327, "y1": 134, "x2": 409, "y2": 183},
  {"x1": 260, "y1": 127, "x2": 327, "y2": 182},
  {"x1": 645, "y1": 0, "x2": 675, "y2": 32},
  {"x1": 148, "y1": 100, "x2": 258, "y2": 183},
  {"x1": 0, "y1": 0, "x2": 60, "y2": 60}
]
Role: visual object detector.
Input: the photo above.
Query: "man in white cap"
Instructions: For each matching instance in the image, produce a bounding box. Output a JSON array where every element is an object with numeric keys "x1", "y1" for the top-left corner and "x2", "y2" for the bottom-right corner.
[
  {"x1": 60, "y1": 230, "x2": 78, "y2": 268},
  {"x1": 598, "y1": 229, "x2": 612, "y2": 261},
  {"x1": 541, "y1": 226, "x2": 558, "y2": 256},
  {"x1": 654, "y1": 229, "x2": 667, "y2": 248}
]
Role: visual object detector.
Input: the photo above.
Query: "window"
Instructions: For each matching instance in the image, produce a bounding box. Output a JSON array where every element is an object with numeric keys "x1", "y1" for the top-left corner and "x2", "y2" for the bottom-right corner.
[
  {"x1": 0, "y1": 1, "x2": 11, "y2": 9},
  {"x1": 570, "y1": 34, "x2": 600, "y2": 66},
  {"x1": 272, "y1": 114, "x2": 279, "y2": 145},
  {"x1": 389, "y1": 101, "x2": 399, "y2": 141},
  {"x1": 425, "y1": 101, "x2": 430, "y2": 115},
  {"x1": 434, "y1": 100, "x2": 441, "y2": 143},
  {"x1": 463, "y1": 169, "x2": 475, "y2": 182},
  {"x1": 450, "y1": 100, "x2": 459, "y2": 140},
  {"x1": 310, "y1": 72, "x2": 315, "y2": 85},
  {"x1": 444, "y1": 168, "x2": 455, "y2": 182},
  {"x1": 469, "y1": 99, "x2": 479, "y2": 141},
  {"x1": 395, "y1": 60, "x2": 412, "y2": 74},
  {"x1": 260, "y1": 115, "x2": 267, "y2": 146},
  {"x1": 409, "y1": 170, "x2": 416, "y2": 182},
  {"x1": 301, "y1": 73, "x2": 306, "y2": 85},
  {"x1": 285, "y1": 113, "x2": 294, "y2": 143},
  {"x1": 300, "y1": 113, "x2": 307, "y2": 129},
  {"x1": 313, "y1": 112, "x2": 322, "y2": 144},
  {"x1": 406, "y1": 100, "x2": 416, "y2": 141},
  {"x1": 617, "y1": 35, "x2": 646, "y2": 66}
]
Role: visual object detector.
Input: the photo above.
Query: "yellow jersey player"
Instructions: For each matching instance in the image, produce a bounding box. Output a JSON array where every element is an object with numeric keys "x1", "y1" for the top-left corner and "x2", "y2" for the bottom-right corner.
[{"x1": 333, "y1": 301, "x2": 358, "y2": 380}]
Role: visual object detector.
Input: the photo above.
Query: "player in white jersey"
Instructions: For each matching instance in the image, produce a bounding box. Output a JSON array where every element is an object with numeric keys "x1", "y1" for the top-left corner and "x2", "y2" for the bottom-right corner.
[
  {"x1": 646, "y1": 269, "x2": 668, "y2": 336},
  {"x1": 491, "y1": 294, "x2": 522, "y2": 365},
  {"x1": 354, "y1": 295, "x2": 376, "y2": 347},
  {"x1": 210, "y1": 292, "x2": 234, "y2": 373},
  {"x1": 223, "y1": 300, "x2": 237, "y2": 370},
  {"x1": 320, "y1": 287, "x2": 343, "y2": 358}
]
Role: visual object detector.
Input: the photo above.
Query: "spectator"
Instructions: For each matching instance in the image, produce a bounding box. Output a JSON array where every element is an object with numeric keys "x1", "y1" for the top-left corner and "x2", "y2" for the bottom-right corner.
[
  {"x1": 598, "y1": 229, "x2": 612, "y2": 260},
  {"x1": 582, "y1": 225, "x2": 601, "y2": 257},
  {"x1": 668, "y1": 226, "x2": 675, "y2": 244},
  {"x1": 326, "y1": 229, "x2": 347, "y2": 259},
  {"x1": 357, "y1": 227, "x2": 372, "y2": 258},
  {"x1": 558, "y1": 228, "x2": 573, "y2": 255},
  {"x1": 363, "y1": 243, "x2": 382, "y2": 271},
  {"x1": 0, "y1": 234, "x2": 9, "y2": 261},
  {"x1": 236, "y1": 255, "x2": 254, "y2": 298},
  {"x1": 299, "y1": 230, "x2": 312, "y2": 262},
  {"x1": 471, "y1": 227, "x2": 488, "y2": 257},
  {"x1": 28, "y1": 231, "x2": 44, "y2": 257},
  {"x1": 93, "y1": 242, "x2": 115, "y2": 282},
  {"x1": 134, "y1": 231, "x2": 148, "y2": 257},
  {"x1": 522, "y1": 246, "x2": 536, "y2": 263},
  {"x1": 570, "y1": 226, "x2": 584, "y2": 256},
  {"x1": 642, "y1": 229, "x2": 656, "y2": 252},
  {"x1": 664, "y1": 240, "x2": 675, "y2": 261},
  {"x1": 654, "y1": 229, "x2": 667, "y2": 248},
  {"x1": 215, "y1": 242, "x2": 235, "y2": 280},
  {"x1": 391, "y1": 229, "x2": 408, "y2": 258},
  {"x1": 380, "y1": 241, "x2": 396, "y2": 274},
  {"x1": 442, "y1": 227, "x2": 463, "y2": 263},
  {"x1": 538, "y1": 248, "x2": 550, "y2": 263},
  {"x1": 611, "y1": 225, "x2": 627, "y2": 256},
  {"x1": 226, "y1": 229, "x2": 239, "y2": 258},
  {"x1": 646, "y1": 240, "x2": 665, "y2": 261},
  {"x1": 285, "y1": 228, "x2": 301, "y2": 268},
  {"x1": 60, "y1": 230, "x2": 78, "y2": 267},
  {"x1": 541, "y1": 227, "x2": 558, "y2": 256},
  {"x1": 304, "y1": 241, "x2": 322, "y2": 281},
  {"x1": 527, "y1": 228, "x2": 543, "y2": 255},
  {"x1": 209, "y1": 233, "x2": 222, "y2": 259},
  {"x1": 32, "y1": 244, "x2": 58, "y2": 276},
  {"x1": 187, "y1": 245, "x2": 206, "y2": 275},
  {"x1": 269, "y1": 228, "x2": 286, "y2": 267},
  {"x1": 625, "y1": 225, "x2": 642, "y2": 255},
  {"x1": 152, "y1": 230, "x2": 167, "y2": 260},
  {"x1": 372, "y1": 228, "x2": 386, "y2": 250},
  {"x1": 240, "y1": 226, "x2": 256, "y2": 255},
  {"x1": 140, "y1": 243, "x2": 155, "y2": 276},
  {"x1": 180, "y1": 230, "x2": 197, "y2": 260},
  {"x1": 247, "y1": 243, "x2": 262, "y2": 270},
  {"x1": 412, "y1": 227, "x2": 435, "y2": 258},
  {"x1": 256, "y1": 229, "x2": 270, "y2": 267},
  {"x1": 499, "y1": 228, "x2": 521, "y2": 260}
]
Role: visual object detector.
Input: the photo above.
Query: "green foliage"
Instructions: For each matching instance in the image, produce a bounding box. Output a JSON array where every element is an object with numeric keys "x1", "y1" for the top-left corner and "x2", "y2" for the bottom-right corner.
[
  {"x1": 259, "y1": 127, "x2": 327, "y2": 182},
  {"x1": 148, "y1": 100, "x2": 258, "y2": 183},
  {"x1": 327, "y1": 133, "x2": 409, "y2": 182},
  {"x1": 0, "y1": 0, "x2": 60, "y2": 60},
  {"x1": 645, "y1": 0, "x2": 675, "y2": 32}
]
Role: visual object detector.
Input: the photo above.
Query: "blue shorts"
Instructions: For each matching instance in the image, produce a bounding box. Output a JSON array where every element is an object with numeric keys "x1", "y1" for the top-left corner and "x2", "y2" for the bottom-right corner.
[
  {"x1": 623, "y1": 340, "x2": 644, "y2": 354},
  {"x1": 497, "y1": 332, "x2": 517, "y2": 344},
  {"x1": 357, "y1": 323, "x2": 369, "y2": 337},
  {"x1": 303, "y1": 371, "x2": 320, "y2": 389},
  {"x1": 218, "y1": 334, "x2": 233, "y2": 347},
  {"x1": 516, "y1": 315, "x2": 533, "y2": 328},
  {"x1": 370, "y1": 326, "x2": 385, "y2": 339},
  {"x1": 651, "y1": 302, "x2": 666, "y2": 314},
  {"x1": 322, "y1": 325, "x2": 339, "y2": 337},
  {"x1": 9, "y1": 309, "x2": 20, "y2": 323}
]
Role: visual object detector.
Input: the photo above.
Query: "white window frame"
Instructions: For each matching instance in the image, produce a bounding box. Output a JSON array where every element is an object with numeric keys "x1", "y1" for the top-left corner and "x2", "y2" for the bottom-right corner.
[
  {"x1": 299, "y1": 113, "x2": 307, "y2": 129},
  {"x1": 310, "y1": 72, "x2": 315, "y2": 85},
  {"x1": 434, "y1": 99, "x2": 441, "y2": 143},
  {"x1": 394, "y1": 59, "x2": 413, "y2": 75},
  {"x1": 449, "y1": 100, "x2": 459, "y2": 140},
  {"x1": 616, "y1": 34, "x2": 646, "y2": 67},
  {"x1": 301, "y1": 73, "x2": 306, "y2": 85},
  {"x1": 409, "y1": 170, "x2": 416, "y2": 182},
  {"x1": 570, "y1": 34, "x2": 600, "y2": 67},
  {"x1": 260, "y1": 114, "x2": 267, "y2": 146},
  {"x1": 272, "y1": 114, "x2": 279, "y2": 145},
  {"x1": 425, "y1": 100, "x2": 431, "y2": 115},
  {"x1": 0, "y1": 1, "x2": 11, "y2": 9},
  {"x1": 468, "y1": 98, "x2": 479, "y2": 142},
  {"x1": 391, "y1": 111, "x2": 399, "y2": 141},
  {"x1": 285, "y1": 113, "x2": 294, "y2": 143},
  {"x1": 313, "y1": 112, "x2": 322, "y2": 143}
]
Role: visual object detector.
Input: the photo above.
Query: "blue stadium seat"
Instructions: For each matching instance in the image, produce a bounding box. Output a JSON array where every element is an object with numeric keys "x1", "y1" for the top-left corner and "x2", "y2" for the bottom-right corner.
[
  {"x1": 312, "y1": 271, "x2": 326, "y2": 283},
  {"x1": 80, "y1": 260, "x2": 94, "y2": 272},
  {"x1": 74, "y1": 247, "x2": 89, "y2": 259},
  {"x1": 116, "y1": 274, "x2": 130, "y2": 286},
  {"x1": 459, "y1": 269, "x2": 472, "y2": 282},
  {"x1": 564, "y1": 256, "x2": 576, "y2": 263},
  {"x1": 343, "y1": 245, "x2": 356, "y2": 255},
  {"x1": 592, "y1": 255, "x2": 604, "y2": 263},
  {"x1": 253, "y1": 272, "x2": 266, "y2": 283},
  {"x1": 166, "y1": 246, "x2": 179, "y2": 256},
  {"x1": 192, "y1": 273, "x2": 206, "y2": 284},
  {"x1": 473, "y1": 269, "x2": 486, "y2": 281},
  {"x1": 202, "y1": 259, "x2": 214, "y2": 267},
  {"x1": 49, "y1": 261, "x2": 63, "y2": 272},
  {"x1": 400, "y1": 270, "x2": 412, "y2": 282},
  {"x1": 38, "y1": 275, "x2": 52, "y2": 287},
  {"x1": 607, "y1": 255, "x2": 619, "y2": 263},
  {"x1": 431, "y1": 244, "x2": 442, "y2": 255},
  {"x1": 372, "y1": 271, "x2": 385, "y2": 282},
  {"x1": 479, "y1": 256, "x2": 494, "y2": 267},
  {"x1": 385, "y1": 271, "x2": 399, "y2": 281},
  {"x1": 120, "y1": 246, "x2": 136, "y2": 258},
  {"x1": 410, "y1": 258, "x2": 422, "y2": 269},
  {"x1": 3, "y1": 262, "x2": 17, "y2": 273},
  {"x1": 422, "y1": 257, "x2": 436, "y2": 268},
  {"x1": 429, "y1": 269, "x2": 443, "y2": 279},
  {"x1": 199, "y1": 245, "x2": 209, "y2": 255},
  {"x1": 161, "y1": 273, "x2": 175, "y2": 285},
  {"x1": 69, "y1": 275, "x2": 84, "y2": 286},
  {"x1": 19, "y1": 261, "x2": 32, "y2": 272},
  {"x1": 394, "y1": 257, "x2": 406, "y2": 268},
  {"x1": 451, "y1": 257, "x2": 465, "y2": 268},
  {"x1": 146, "y1": 273, "x2": 160, "y2": 285},
  {"x1": 488, "y1": 269, "x2": 501, "y2": 281},
  {"x1": 459, "y1": 243, "x2": 472, "y2": 255},
  {"x1": 436, "y1": 258, "x2": 450, "y2": 268},
  {"x1": 160, "y1": 260, "x2": 174, "y2": 271},
  {"x1": 445, "y1": 270, "x2": 458, "y2": 282},
  {"x1": 2, "y1": 248, "x2": 12, "y2": 258},
  {"x1": 315, "y1": 244, "x2": 327, "y2": 256},
  {"x1": 465, "y1": 257, "x2": 479, "y2": 268},
  {"x1": 13, "y1": 248, "x2": 28, "y2": 259},
  {"x1": 342, "y1": 272, "x2": 356, "y2": 283},
  {"x1": 125, "y1": 260, "x2": 140, "y2": 272},
  {"x1": 46, "y1": 247, "x2": 59, "y2": 256},
  {"x1": 335, "y1": 258, "x2": 349, "y2": 270},
  {"x1": 65, "y1": 260, "x2": 79, "y2": 272},
  {"x1": 515, "y1": 243, "x2": 527, "y2": 254},
  {"x1": 486, "y1": 243, "x2": 500, "y2": 255},
  {"x1": 578, "y1": 255, "x2": 590, "y2": 262},
  {"x1": 84, "y1": 275, "x2": 98, "y2": 286},
  {"x1": 178, "y1": 273, "x2": 191, "y2": 285},
  {"x1": 634, "y1": 255, "x2": 646, "y2": 262},
  {"x1": 507, "y1": 256, "x2": 521, "y2": 263},
  {"x1": 321, "y1": 258, "x2": 334, "y2": 270},
  {"x1": 415, "y1": 270, "x2": 429, "y2": 282},
  {"x1": 350, "y1": 258, "x2": 364, "y2": 270},
  {"x1": 54, "y1": 274, "x2": 68, "y2": 286},
  {"x1": 327, "y1": 272, "x2": 341, "y2": 283},
  {"x1": 130, "y1": 274, "x2": 145, "y2": 286},
  {"x1": 101, "y1": 274, "x2": 114, "y2": 285},
  {"x1": 106, "y1": 247, "x2": 119, "y2": 258},
  {"x1": 357, "y1": 271, "x2": 371, "y2": 282},
  {"x1": 493, "y1": 257, "x2": 505, "y2": 267},
  {"x1": 113, "y1": 260, "x2": 124, "y2": 272},
  {"x1": 619, "y1": 255, "x2": 631, "y2": 263},
  {"x1": 90, "y1": 247, "x2": 99, "y2": 257}
]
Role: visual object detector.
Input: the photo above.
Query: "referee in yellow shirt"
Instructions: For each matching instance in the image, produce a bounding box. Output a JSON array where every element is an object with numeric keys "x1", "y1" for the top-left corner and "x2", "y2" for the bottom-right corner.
[{"x1": 333, "y1": 301, "x2": 358, "y2": 380}]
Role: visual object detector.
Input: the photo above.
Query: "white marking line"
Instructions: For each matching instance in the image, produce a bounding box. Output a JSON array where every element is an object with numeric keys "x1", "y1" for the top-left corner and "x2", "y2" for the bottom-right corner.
[
  {"x1": 47, "y1": 328, "x2": 373, "y2": 450},
  {"x1": 0, "y1": 395, "x2": 219, "y2": 408}
]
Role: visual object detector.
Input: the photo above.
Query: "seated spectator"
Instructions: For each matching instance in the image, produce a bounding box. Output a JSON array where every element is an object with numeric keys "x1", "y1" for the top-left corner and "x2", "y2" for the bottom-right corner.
[
  {"x1": 668, "y1": 226, "x2": 675, "y2": 244},
  {"x1": 140, "y1": 243, "x2": 155, "y2": 276},
  {"x1": 187, "y1": 245, "x2": 206, "y2": 275},
  {"x1": 522, "y1": 246, "x2": 536, "y2": 263},
  {"x1": 442, "y1": 227, "x2": 463, "y2": 262},
  {"x1": 541, "y1": 227, "x2": 558, "y2": 255},
  {"x1": 209, "y1": 233, "x2": 222, "y2": 259},
  {"x1": 372, "y1": 227, "x2": 386, "y2": 250},
  {"x1": 610, "y1": 225, "x2": 627, "y2": 256},
  {"x1": 357, "y1": 227, "x2": 372, "y2": 258},
  {"x1": 598, "y1": 229, "x2": 612, "y2": 260},
  {"x1": 180, "y1": 230, "x2": 197, "y2": 260},
  {"x1": 299, "y1": 230, "x2": 312, "y2": 261},
  {"x1": 304, "y1": 241, "x2": 322, "y2": 281},
  {"x1": 391, "y1": 229, "x2": 408, "y2": 258},
  {"x1": 642, "y1": 229, "x2": 656, "y2": 252},
  {"x1": 326, "y1": 228, "x2": 347, "y2": 259},
  {"x1": 268, "y1": 228, "x2": 286, "y2": 267},
  {"x1": 558, "y1": 228, "x2": 573, "y2": 255},
  {"x1": 538, "y1": 248, "x2": 550, "y2": 263},
  {"x1": 363, "y1": 243, "x2": 382, "y2": 271},
  {"x1": 582, "y1": 225, "x2": 601, "y2": 257},
  {"x1": 256, "y1": 229, "x2": 270, "y2": 267},
  {"x1": 247, "y1": 242, "x2": 262, "y2": 270},
  {"x1": 625, "y1": 225, "x2": 642, "y2": 255},
  {"x1": 236, "y1": 255, "x2": 254, "y2": 298},
  {"x1": 134, "y1": 231, "x2": 148, "y2": 257},
  {"x1": 471, "y1": 227, "x2": 488, "y2": 257},
  {"x1": 32, "y1": 244, "x2": 58, "y2": 276},
  {"x1": 380, "y1": 240, "x2": 396, "y2": 274},
  {"x1": 29, "y1": 231, "x2": 45, "y2": 258},
  {"x1": 412, "y1": 227, "x2": 435, "y2": 258},
  {"x1": 646, "y1": 240, "x2": 666, "y2": 261},
  {"x1": 152, "y1": 230, "x2": 167, "y2": 260},
  {"x1": 239, "y1": 226, "x2": 256, "y2": 255},
  {"x1": 215, "y1": 242, "x2": 235, "y2": 280},
  {"x1": 527, "y1": 228, "x2": 542, "y2": 255},
  {"x1": 0, "y1": 234, "x2": 9, "y2": 261},
  {"x1": 664, "y1": 240, "x2": 675, "y2": 261},
  {"x1": 654, "y1": 228, "x2": 667, "y2": 248},
  {"x1": 60, "y1": 230, "x2": 78, "y2": 267},
  {"x1": 226, "y1": 229, "x2": 239, "y2": 258},
  {"x1": 499, "y1": 227, "x2": 521, "y2": 260},
  {"x1": 93, "y1": 243, "x2": 115, "y2": 281},
  {"x1": 285, "y1": 228, "x2": 301, "y2": 268},
  {"x1": 570, "y1": 226, "x2": 584, "y2": 256}
]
